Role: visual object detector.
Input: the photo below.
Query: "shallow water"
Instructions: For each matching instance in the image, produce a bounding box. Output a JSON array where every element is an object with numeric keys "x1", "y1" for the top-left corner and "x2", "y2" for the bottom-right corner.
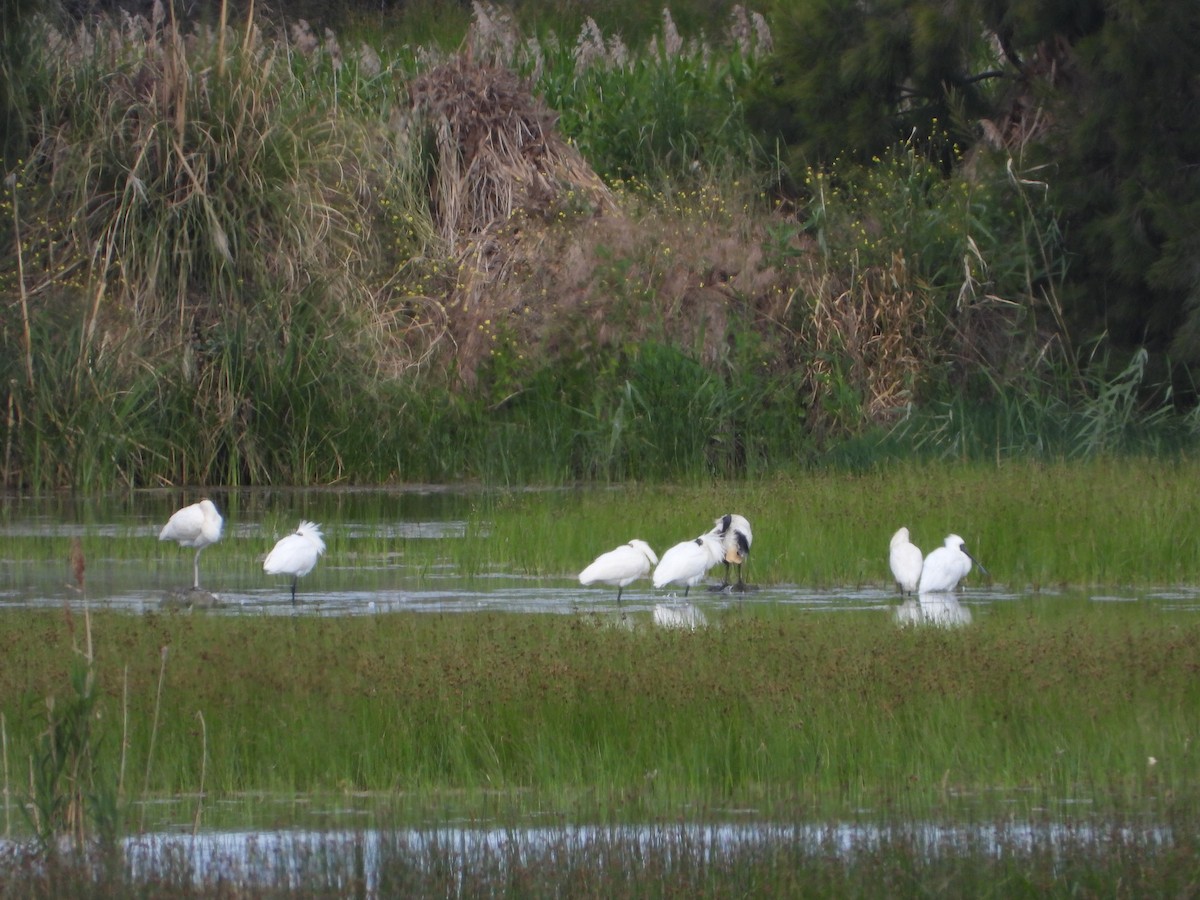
[
  {"x1": 2, "y1": 489, "x2": 1195, "y2": 886},
  {"x1": 116, "y1": 817, "x2": 1173, "y2": 888},
  {"x1": 3, "y1": 487, "x2": 1200, "y2": 619}
]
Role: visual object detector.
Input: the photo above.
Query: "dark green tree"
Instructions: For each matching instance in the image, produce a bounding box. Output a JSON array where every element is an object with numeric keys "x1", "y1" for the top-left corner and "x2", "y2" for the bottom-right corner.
[
  {"x1": 1, "y1": 0, "x2": 47, "y2": 169},
  {"x1": 1043, "y1": 0, "x2": 1200, "y2": 367},
  {"x1": 753, "y1": 0, "x2": 1200, "y2": 385},
  {"x1": 748, "y1": 0, "x2": 1002, "y2": 166}
]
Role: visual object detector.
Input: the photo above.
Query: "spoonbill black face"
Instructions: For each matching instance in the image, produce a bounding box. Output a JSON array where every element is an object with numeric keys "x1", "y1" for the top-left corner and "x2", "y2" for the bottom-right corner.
[{"x1": 711, "y1": 513, "x2": 753, "y2": 589}]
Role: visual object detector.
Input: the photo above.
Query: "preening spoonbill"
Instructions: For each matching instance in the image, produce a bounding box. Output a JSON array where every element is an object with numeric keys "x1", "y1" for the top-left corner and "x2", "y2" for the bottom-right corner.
[
  {"x1": 917, "y1": 533, "x2": 988, "y2": 594},
  {"x1": 711, "y1": 513, "x2": 752, "y2": 589},
  {"x1": 888, "y1": 527, "x2": 923, "y2": 595},
  {"x1": 653, "y1": 532, "x2": 724, "y2": 596},
  {"x1": 159, "y1": 499, "x2": 223, "y2": 590},
  {"x1": 264, "y1": 521, "x2": 326, "y2": 604},
  {"x1": 579, "y1": 539, "x2": 659, "y2": 604}
]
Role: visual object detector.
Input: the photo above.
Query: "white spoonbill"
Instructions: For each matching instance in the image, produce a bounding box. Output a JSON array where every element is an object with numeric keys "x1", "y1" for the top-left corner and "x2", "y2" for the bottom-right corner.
[
  {"x1": 711, "y1": 513, "x2": 753, "y2": 589},
  {"x1": 579, "y1": 539, "x2": 659, "y2": 604},
  {"x1": 159, "y1": 498, "x2": 223, "y2": 590},
  {"x1": 917, "y1": 533, "x2": 988, "y2": 594},
  {"x1": 653, "y1": 532, "x2": 724, "y2": 596},
  {"x1": 264, "y1": 521, "x2": 326, "y2": 604},
  {"x1": 888, "y1": 527, "x2": 923, "y2": 595}
]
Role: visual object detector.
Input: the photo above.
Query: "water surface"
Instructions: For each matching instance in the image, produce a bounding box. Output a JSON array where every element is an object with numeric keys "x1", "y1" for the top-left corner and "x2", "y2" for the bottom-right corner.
[{"x1": 3, "y1": 487, "x2": 1199, "y2": 618}]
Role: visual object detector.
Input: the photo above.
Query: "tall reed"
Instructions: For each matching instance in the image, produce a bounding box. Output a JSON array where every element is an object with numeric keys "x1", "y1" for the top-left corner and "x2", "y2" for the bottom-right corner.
[{"x1": 1, "y1": 3, "x2": 1193, "y2": 490}]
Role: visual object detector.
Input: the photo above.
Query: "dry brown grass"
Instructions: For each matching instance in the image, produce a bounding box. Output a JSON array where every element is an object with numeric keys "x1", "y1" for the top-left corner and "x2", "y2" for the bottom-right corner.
[
  {"x1": 803, "y1": 251, "x2": 934, "y2": 423},
  {"x1": 403, "y1": 52, "x2": 932, "y2": 416}
]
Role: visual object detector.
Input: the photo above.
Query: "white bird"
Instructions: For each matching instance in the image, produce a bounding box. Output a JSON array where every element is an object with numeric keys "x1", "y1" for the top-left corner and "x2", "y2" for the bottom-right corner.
[
  {"x1": 711, "y1": 513, "x2": 753, "y2": 589},
  {"x1": 264, "y1": 521, "x2": 326, "y2": 604},
  {"x1": 888, "y1": 526, "x2": 923, "y2": 595},
  {"x1": 579, "y1": 539, "x2": 659, "y2": 604},
  {"x1": 653, "y1": 532, "x2": 725, "y2": 596},
  {"x1": 917, "y1": 533, "x2": 989, "y2": 594},
  {"x1": 159, "y1": 498, "x2": 224, "y2": 590}
]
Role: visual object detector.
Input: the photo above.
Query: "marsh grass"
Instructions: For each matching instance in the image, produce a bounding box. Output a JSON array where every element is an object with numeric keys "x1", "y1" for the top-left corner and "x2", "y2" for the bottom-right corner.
[
  {"x1": 465, "y1": 458, "x2": 1200, "y2": 588},
  {"x1": 0, "y1": 596, "x2": 1196, "y2": 825},
  {"x1": 2, "y1": 459, "x2": 1200, "y2": 594}
]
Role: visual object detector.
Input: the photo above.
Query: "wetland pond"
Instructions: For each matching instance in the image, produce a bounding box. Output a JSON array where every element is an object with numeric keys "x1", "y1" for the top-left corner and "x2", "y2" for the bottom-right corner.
[
  {"x1": 1, "y1": 486, "x2": 1197, "y2": 890},
  {"x1": 3, "y1": 485, "x2": 1199, "y2": 618}
]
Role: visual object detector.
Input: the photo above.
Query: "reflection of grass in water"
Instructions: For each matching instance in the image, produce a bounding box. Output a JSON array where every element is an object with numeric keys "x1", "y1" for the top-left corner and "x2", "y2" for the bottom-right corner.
[
  {"x1": 2, "y1": 815, "x2": 1198, "y2": 895},
  {"x1": 0, "y1": 599, "x2": 1196, "y2": 827}
]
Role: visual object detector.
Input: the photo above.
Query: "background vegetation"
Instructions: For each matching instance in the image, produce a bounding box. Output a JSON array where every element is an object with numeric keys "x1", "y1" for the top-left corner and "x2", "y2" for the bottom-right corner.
[{"x1": 0, "y1": 0, "x2": 1196, "y2": 490}]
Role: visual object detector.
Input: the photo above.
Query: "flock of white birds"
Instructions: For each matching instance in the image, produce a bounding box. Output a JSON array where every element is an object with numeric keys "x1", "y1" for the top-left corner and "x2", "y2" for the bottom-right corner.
[
  {"x1": 578, "y1": 517, "x2": 987, "y2": 605},
  {"x1": 580, "y1": 514, "x2": 754, "y2": 603},
  {"x1": 889, "y1": 527, "x2": 988, "y2": 595},
  {"x1": 159, "y1": 500, "x2": 985, "y2": 607},
  {"x1": 158, "y1": 499, "x2": 325, "y2": 602}
]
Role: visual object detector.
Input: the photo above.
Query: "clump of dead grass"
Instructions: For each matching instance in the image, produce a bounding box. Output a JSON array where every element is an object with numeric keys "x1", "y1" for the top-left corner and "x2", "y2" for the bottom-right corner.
[
  {"x1": 802, "y1": 251, "x2": 934, "y2": 426},
  {"x1": 407, "y1": 53, "x2": 625, "y2": 385}
]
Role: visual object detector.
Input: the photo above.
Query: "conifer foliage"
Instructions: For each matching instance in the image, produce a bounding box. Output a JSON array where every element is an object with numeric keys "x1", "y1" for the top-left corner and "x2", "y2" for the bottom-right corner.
[{"x1": 756, "y1": 0, "x2": 1200, "y2": 381}]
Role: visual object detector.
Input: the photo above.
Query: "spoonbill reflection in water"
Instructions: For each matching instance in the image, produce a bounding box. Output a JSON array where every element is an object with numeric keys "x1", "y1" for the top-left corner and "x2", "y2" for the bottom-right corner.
[
  {"x1": 653, "y1": 602, "x2": 708, "y2": 631},
  {"x1": 888, "y1": 527, "x2": 923, "y2": 595},
  {"x1": 653, "y1": 532, "x2": 724, "y2": 597},
  {"x1": 579, "y1": 540, "x2": 659, "y2": 604},
  {"x1": 895, "y1": 595, "x2": 973, "y2": 627},
  {"x1": 264, "y1": 521, "x2": 326, "y2": 604},
  {"x1": 159, "y1": 499, "x2": 223, "y2": 590},
  {"x1": 917, "y1": 534, "x2": 988, "y2": 594}
]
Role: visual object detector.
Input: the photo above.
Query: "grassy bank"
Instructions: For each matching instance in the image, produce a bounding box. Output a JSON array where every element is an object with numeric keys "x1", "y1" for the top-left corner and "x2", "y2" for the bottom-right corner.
[{"x1": 2, "y1": 3, "x2": 1193, "y2": 490}]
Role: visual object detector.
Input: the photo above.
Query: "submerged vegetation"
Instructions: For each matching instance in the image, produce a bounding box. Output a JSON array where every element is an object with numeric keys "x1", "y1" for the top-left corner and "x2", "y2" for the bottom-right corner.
[{"x1": 0, "y1": 1, "x2": 1194, "y2": 490}]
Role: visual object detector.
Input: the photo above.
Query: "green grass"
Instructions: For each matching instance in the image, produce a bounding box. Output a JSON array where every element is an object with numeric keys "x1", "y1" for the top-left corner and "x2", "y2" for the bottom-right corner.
[
  {"x1": 1, "y1": 462, "x2": 1198, "y2": 890},
  {"x1": 2, "y1": 458, "x2": 1200, "y2": 592},
  {"x1": 468, "y1": 458, "x2": 1200, "y2": 588},
  {"x1": 0, "y1": 597, "x2": 1196, "y2": 826}
]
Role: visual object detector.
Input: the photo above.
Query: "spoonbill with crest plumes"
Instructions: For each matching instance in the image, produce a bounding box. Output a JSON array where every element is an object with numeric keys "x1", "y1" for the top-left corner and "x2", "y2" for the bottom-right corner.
[
  {"x1": 159, "y1": 498, "x2": 224, "y2": 590},
  {"x1": 888, "y1": 526, "x2": 923, "y2": 595},
  {"x1": 710, "y1": 513, "x2": 753, "y2": 590},
  {"x1": 917, "y1": 533, "x2": 988, "y2": 594},
  {"x1": 264, "y1": 521, "x2": 326, "y2": 604},
  {"x1": 653, "y1": 532, "x2": 724, "y2": 597},
  {"x1": 579, "y1": 539, "x2": 659, "y2": 604}
]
